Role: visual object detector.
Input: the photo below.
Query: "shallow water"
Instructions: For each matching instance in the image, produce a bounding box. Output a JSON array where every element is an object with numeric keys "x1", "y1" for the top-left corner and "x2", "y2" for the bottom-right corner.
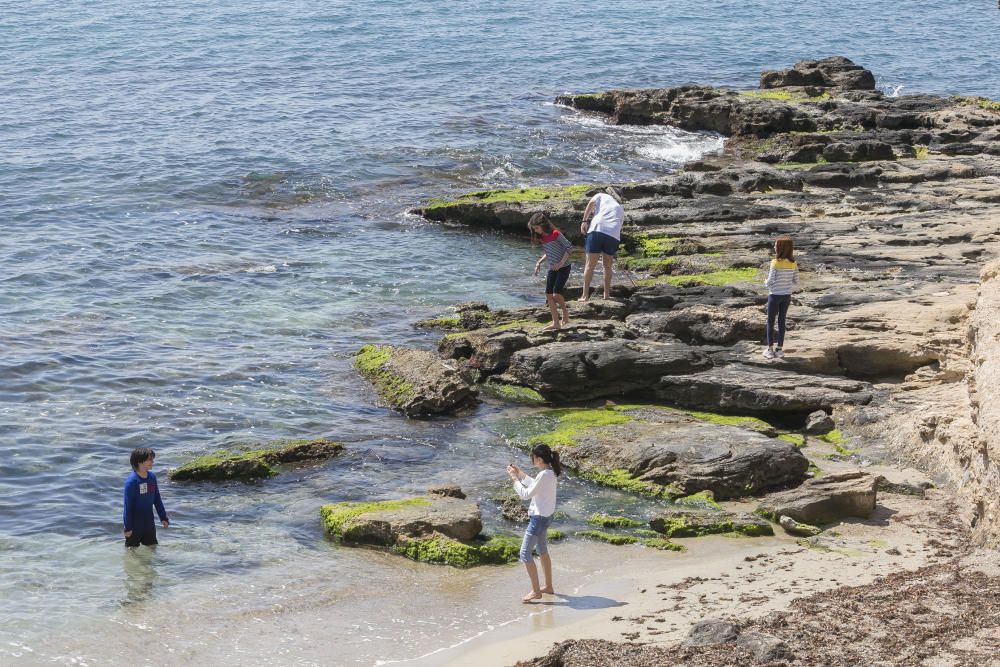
[{"x1": 2, "y1": 0, "x2": 1000, "y2": 664}]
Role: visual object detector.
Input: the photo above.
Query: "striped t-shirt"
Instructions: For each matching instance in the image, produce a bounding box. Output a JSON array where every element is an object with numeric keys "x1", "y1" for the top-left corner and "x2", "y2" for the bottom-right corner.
[
  {"x1": 765, "y1": 259, "x2": 799, "y2": 295},
  {"x1": 540, "y1": 229, "x2": 573, "y2": 269}
]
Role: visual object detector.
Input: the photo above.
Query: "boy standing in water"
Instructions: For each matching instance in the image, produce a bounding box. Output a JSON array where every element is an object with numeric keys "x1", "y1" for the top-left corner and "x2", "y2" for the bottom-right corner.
[{"x1": 123, "y1": 447, "x2": 169, "y2": 547}]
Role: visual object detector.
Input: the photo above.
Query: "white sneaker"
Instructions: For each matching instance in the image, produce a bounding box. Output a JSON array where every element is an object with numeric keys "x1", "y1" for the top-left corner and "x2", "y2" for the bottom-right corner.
[
  {"x1": 774, "y1": 348, "x2": 785, "y2": 358},
  {"x1": 763, "y1": 348, "x2": 775, "y2": 359}
]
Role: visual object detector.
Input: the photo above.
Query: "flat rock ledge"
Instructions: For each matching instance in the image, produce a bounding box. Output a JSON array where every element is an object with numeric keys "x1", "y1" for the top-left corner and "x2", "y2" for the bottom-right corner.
[
  {"x1": 524, "y1": 405, "x2": 809, "y2": 500},
  {"x1": 354, "y1": 344, "x2": 478, "y2": 417},
  {"x1": 756, "y1": 470, "x2": 878, "y2": 525},
  {"x1": 170, "y1": 439, "x2": 344, "y2": 481},
  {"x1": 319, "y1": 495, "x2": 521, "y2": 568}
]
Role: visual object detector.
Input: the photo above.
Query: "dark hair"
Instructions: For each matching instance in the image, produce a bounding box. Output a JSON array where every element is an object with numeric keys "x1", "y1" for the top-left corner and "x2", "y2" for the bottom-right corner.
[
  {"x1": 130, "y1": 447, "x2": 155, "y2": 471},
  {"x1": 774, "y1": 235, "x2": 794, "y2": 261},
  {"x1": 527, "y1": 212, "x2": 556, "y2": 245},
  {"x1": 531, "y1": 443, "x2": 561, "y2": 476}
]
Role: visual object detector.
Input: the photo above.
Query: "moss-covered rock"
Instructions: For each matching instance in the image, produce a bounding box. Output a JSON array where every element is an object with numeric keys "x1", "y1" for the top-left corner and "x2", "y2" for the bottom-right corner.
[
  {"x1": 353, "y1": 344, "x2": 477, "y2": 417},
  {"x1": 393, "y1": 534, "x2": 521, "y2": 567},
  {"x1": 674, "y1": 491, "x2": 722, "y2": 511},
  {"x1": 170, "y1": 438, "x2": 344, "y2": 481},
  {"x1": 575, "y1": 529, "x2": 684, "y2": 551},
  {"x1": 587, "y1": 513, "x2": 645, "y2": 528},
  {"x1": 650, "y1": 510, "x2": 774, "y2": 538},
  {"x1": 779, "y1": 515, "x2": 823, "y2": 537},
  {"x1": 514, "y1": 404, "x2": 808, "y2": 501},
  {"x1": 480, "y1": 382, "x2": 546, "y2": 405},
  {"x1": 528, "y1": 408, "x2": 634, "y2": 449},
  {"x1": 574, "y1": 530, "x2": 639, "y2": 545},
  {"x1": 320, "y1": 495, "x2": 517, "y2": 567}
]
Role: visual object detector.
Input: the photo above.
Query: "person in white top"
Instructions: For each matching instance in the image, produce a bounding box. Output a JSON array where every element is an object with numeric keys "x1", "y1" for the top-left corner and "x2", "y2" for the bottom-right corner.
[
  {"x1": 578, "y1": 187, "x2": 625, "y2": 302},
  {"x1": 506, "y1": 443, "x2": 561, "y2": 603}
]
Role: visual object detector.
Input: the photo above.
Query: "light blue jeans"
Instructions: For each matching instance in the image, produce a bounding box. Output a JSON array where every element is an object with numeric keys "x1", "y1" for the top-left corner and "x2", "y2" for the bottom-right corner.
[{"x1": 519, "y1": 514, "x2": 553, "y2": 563}]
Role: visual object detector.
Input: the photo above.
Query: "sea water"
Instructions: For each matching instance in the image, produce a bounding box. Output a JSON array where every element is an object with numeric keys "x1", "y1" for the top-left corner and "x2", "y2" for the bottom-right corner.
[{"x1": 1, "y1": 1, "x2": 998, "y2": 664}]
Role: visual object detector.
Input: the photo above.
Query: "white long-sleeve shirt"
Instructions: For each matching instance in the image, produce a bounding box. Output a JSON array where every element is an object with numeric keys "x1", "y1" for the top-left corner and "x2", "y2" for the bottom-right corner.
[{"x1": 513, "y1": 468, "x2": 558, "y2": 517}]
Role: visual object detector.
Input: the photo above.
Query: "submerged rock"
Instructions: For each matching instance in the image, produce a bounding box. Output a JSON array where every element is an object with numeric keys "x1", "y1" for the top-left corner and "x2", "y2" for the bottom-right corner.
[
  {"x1": 354, "y1": 344, "x2": 477, "y2": 417},
  {"x1": 170, "y1": 438, "x2": 344, "y2": 481},
  {"x1": 427, "y1": 484, "x2": 466, "y2": 499},
  {"x1": 320, "y1": 495, "x2": 520, "y2": 567},
  {"x1": 757, "y1": 471, "x2": 878, "y2": 525}
]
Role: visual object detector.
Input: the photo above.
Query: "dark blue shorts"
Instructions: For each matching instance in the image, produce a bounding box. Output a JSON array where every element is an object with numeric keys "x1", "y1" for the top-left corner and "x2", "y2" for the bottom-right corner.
[
  {"x1": 584, "y1": 231, "x2": 620, "y2": 256},
  {"x1": 545, "y1": 265, "x2": 571, "y2": 295}
]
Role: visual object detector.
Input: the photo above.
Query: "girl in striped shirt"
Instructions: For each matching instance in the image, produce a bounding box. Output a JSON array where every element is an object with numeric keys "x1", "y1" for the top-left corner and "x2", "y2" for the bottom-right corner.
[
  {"x1": 529, "y1": 213, "x2": 574, "y2": 331},
  {"x1": 763, "y1": 235, "x2": 799, "y2": 359}
]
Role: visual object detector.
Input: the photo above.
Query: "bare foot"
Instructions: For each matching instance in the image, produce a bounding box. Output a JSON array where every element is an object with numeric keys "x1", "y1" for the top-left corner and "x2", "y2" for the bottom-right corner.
[
  {"x1": 577, "y1": 296, "x2": 589, "y2": 303},
  {"x1": 539, "y1": 586, "x2": 554, "y2": 594},
  {"x1": 522, "y1": 591, "x2": 542, "y2": 603},
  {"x1": 541, "y1": 324, "x2": 561, "y2": 332},
  {"x1": 560, "y1": 317, "x2": 570, "y2": 327}
]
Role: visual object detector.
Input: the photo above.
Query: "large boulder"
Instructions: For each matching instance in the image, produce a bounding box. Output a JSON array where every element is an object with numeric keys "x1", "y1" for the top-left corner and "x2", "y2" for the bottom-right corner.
[
  {"x1": 527, "y1": 406, "x2": 809, "y2": 499},
  {"x1": 354, "y1": 344, "x2": 478, "y2": 417},
  {"x1": 499, "y1": 339, "x2": 712, "y2": 402},
  {"x1": 654, "y1": 364, "x2": 874, "y2": 414},
  {"x1": 757, "y1": 471, "x2": 878, "y2": 525},
  {"x1": 760, "y1": 56, "x2": 876, "y2": 91},
  {"x1": 320, "y1": 495, "x2": 520, "y2": 567}
]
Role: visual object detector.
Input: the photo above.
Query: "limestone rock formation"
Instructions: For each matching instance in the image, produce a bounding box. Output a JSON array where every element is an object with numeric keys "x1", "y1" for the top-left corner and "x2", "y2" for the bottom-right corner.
[{"x1": 757, "y1": 471, "x2": 878, "y2": 525}]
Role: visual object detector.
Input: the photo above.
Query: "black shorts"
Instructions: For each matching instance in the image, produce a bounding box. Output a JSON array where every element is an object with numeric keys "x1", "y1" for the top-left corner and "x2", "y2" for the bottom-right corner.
[
  {"x1": 125, "y1": 527, "x2": 158, "y2": 547},
  {"x1": 545, "y1": 265, "x2": 571, "y2": 295}
]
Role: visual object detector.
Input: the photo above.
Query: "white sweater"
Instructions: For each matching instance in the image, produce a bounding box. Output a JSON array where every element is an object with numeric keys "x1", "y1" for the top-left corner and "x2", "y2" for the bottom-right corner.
[{"x1": 513, "y1": 469, "x2": 558, "y2": 517}]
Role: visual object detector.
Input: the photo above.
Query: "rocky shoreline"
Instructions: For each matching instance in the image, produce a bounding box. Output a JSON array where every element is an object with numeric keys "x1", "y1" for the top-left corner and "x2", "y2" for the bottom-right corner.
[{"x1": 356, "y1": 56, "x2": 999, "y2": 661}]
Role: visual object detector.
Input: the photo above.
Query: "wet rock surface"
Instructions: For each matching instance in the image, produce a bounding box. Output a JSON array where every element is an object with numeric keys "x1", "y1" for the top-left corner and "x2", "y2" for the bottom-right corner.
[
  {"x1": 354, "y1": 344, "x2": 478, "y2": 417},
  {"x1": 170, "y1": 439, "x2": 344, "y2": 481},
  {"x1": 320, "y1": 495, "x2": 521, "y2": 568}
]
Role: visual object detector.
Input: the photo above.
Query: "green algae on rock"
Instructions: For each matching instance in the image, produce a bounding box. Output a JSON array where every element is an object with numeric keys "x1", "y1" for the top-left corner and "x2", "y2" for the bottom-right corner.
[
  {"x1": 353, "y1": 344, "x2": 477, "y2": 417},
  {"x1": 574, "y1": 530, "x2": 639, "y2": 545},
  {"x1": 575, "y1": 529, "x2": 685, "y2": 551},
  {"x1": 587, "y1": 513, "x2": 645, "y2": 528},
  {"x1": 170, "y1": 438, "x2": 344, "y2": 481},
  {"x1": 527, "y1": 407, "x2": 633, "y2": 449},
  {"x1": 354, "y1": 344, "x2": 416, "y2": 406},
  {"x1": 650, "y1": 510, "x2": 774, "y2": 538},
  {"x1": 320, "y1": 498, "x2": 431, "y2": 540},
  {"x1": 320, "y1": 495, "x2": 520, "y2": 567},
  {"x1": 393, "y1": 534, "x2": 521, "y2": 567},
  {"x1": 638, "y1": 267, "x2": 760, "y2": 288},
  {"x1": 423, "y1": 185, "x2": 593, "y2": 210},
  {"x1": 674, "y1": 490, "x2": 722, "y2": 511},
  {"x1": 479, "y1": 382, "x2": 546, "y2": 405}
]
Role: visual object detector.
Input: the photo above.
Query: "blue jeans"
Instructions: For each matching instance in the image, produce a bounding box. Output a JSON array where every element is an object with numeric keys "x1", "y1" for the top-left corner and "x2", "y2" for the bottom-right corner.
[
  {"x1": 519, "y1": 514, "x2": 552, "y2": 563},
  {"x1": 767, "y1": 294, "x2": 791, "y2": 347}
]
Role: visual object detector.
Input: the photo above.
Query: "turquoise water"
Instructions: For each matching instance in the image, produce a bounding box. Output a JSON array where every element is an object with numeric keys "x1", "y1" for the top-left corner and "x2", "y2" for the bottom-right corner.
[{"x1": 2, "y1": 1, "x2": 999, "y2": 663}]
